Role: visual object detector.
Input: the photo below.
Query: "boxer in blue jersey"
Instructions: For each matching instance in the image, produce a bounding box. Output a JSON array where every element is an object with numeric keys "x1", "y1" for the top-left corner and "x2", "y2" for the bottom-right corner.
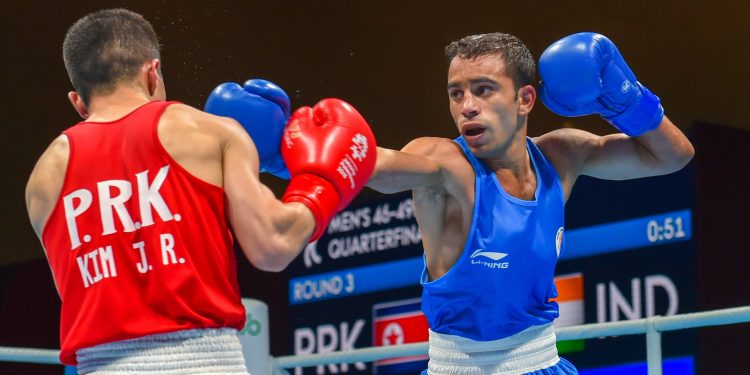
[{"x1": 367, "y1": 32, "x2": 694, "y2": 374}]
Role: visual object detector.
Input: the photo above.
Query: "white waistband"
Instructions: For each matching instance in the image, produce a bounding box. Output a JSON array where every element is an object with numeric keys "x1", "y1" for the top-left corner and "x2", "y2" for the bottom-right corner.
[
  {"x1": 428, "y1": 324, "x2": 559, "y2": 375},
  {"x1": 76, "y1": 328, "x2": 248, "y2": 374}
]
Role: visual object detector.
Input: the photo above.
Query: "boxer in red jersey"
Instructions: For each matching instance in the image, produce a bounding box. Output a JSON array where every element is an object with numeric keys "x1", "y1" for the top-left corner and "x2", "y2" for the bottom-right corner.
[{"x1": 24, "y1": 8, "x2": 376, "y2": 374}]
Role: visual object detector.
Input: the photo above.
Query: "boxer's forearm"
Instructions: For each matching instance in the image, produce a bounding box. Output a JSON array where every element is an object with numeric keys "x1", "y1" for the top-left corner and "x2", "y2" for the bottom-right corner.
[
  {"x1": 633, "y1": 116, "x2": 694, "y2": 174},
  {"x1": 367, "y1": 147, "x2": 441, "y2": 193}
]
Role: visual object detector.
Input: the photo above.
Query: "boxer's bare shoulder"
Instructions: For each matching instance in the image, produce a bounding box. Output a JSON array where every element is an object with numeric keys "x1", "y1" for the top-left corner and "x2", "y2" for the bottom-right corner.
[
  {"x1": 25, "y1": 134, "x2": 70, "y2": 235},
  {"x1": 158, "y1": 103, "x2": 256, "y2": 187},
  {"x1": 401, "y1": 136, "x2": 472, "y2": 199},
  {"x1": 159, "y1": 103, "x2": 243, "y2": 145}
]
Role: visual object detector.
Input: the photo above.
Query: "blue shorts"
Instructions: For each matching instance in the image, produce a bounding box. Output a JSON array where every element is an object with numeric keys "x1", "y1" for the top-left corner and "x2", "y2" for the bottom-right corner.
[{"x1": 420, "y1": 356, "x2": 578, "y2": 375}]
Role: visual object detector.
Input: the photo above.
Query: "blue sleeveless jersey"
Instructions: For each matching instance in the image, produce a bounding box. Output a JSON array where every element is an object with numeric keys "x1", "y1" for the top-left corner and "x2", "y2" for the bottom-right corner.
[{"x1": 421, "y1": 137, "x2": 565, "y2": 341}]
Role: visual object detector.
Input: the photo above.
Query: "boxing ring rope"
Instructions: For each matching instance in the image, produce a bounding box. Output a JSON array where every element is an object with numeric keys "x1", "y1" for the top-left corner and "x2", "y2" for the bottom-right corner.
[
  {"x1": 0, "y1": 347, "x2": 59, "y2": 365},
  {"x1": 1, "y1": 306, "x2": 748, "y2": 375},
  {"x1": 271, "y1": 305, "x2": 750, "y2": 375}
]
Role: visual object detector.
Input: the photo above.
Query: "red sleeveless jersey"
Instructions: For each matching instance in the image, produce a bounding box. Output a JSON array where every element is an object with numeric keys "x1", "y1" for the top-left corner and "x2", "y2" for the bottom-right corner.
[{"x1": 41, "y1": 101, "x2": 245, "y2": 365}]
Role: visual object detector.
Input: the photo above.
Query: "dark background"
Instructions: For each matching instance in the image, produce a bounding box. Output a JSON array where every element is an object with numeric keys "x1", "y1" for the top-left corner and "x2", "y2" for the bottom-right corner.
[{"x1": 1, "y1": 0, "x2": 748, "y2": 374}]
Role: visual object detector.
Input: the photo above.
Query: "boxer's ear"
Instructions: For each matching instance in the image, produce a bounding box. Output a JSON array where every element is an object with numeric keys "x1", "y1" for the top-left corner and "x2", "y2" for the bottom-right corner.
[
  {"x1": 67, "y1": 91, "x2": 89, "y2": 119},
  {"x1": 146, "y1": 59, "x2": 166, "y2": 100},
  {"x1": 517, "y1": 85, "x2": 535, "y2": 116}
]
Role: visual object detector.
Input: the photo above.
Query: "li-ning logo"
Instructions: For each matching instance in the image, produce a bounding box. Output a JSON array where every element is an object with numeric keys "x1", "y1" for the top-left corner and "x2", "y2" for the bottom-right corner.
[{"x1": 470, "y1": 249, "x2": 510, "y2": 269}]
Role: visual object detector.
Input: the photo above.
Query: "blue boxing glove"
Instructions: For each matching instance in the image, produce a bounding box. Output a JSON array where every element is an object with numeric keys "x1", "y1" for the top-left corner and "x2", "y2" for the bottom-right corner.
[
  {"x1": 538, "y1": 32, "x2": 664, "y2": 137},
  {"x1": 205, "y1": 79, "x2": 291, "y2": 179},
  {"x1": 242, "y1": 78, "x2": 291, "y2": 117}
]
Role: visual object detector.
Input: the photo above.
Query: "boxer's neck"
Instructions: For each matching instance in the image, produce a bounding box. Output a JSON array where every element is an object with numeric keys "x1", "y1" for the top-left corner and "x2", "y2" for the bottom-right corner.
[
  {"x1": 85, "y1": 85, "x2": 156, "y2": 122},
  {"x1": 482, "y1": 133, "x2": 530, "y2": 176}
]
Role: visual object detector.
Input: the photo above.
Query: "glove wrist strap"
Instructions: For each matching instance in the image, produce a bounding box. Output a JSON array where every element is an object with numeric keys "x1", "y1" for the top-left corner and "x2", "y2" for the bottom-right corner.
[
  {"x1": 282, "y1": 174, "x2": 341, "y2": 242},
  {"x1": 605, "y1": 82, "x2": 665, "y2": 136}
]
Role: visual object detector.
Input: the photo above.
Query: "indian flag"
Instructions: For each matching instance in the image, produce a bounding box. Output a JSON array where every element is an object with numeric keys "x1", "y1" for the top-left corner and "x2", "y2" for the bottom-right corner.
[{"x1": 552, "y1": 273, "x2": 585, "y2": 354}]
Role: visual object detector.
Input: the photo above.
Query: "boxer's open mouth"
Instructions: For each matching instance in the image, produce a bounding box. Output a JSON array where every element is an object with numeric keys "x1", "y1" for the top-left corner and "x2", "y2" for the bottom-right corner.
[{"x1": 461, "y1": 123, "x2": 486, "y2": 137}]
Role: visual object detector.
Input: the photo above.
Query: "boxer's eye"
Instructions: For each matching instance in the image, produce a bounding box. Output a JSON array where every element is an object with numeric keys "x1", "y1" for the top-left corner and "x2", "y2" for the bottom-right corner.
[
  {"x1": 448, "y1": 89, "x2": 464, "y2": 101},
  {"x1": 474, "y1": 85, "x2": 493, "y2": 96}
]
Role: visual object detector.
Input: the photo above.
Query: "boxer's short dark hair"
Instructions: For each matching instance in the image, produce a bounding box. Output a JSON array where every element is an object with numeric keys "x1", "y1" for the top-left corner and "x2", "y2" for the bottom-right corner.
[
  {"x1": 63, "y1": 8, "x2": 160, "y2": 105},
  {"x1": 445, "y1": 33, "x2": 535, "y2": 90}
]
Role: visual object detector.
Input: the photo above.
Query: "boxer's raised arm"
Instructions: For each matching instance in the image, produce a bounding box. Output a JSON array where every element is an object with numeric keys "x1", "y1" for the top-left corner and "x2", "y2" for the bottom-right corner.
[
  {"x1": 219, "y1": 115, "x2": 315, "y2": 272},
  {"x1": 367, "y1": 137, "x2": 444, "y2": 194},
  {"x1": 536, "y1": 33, "x2": 694, "y2": 190}
]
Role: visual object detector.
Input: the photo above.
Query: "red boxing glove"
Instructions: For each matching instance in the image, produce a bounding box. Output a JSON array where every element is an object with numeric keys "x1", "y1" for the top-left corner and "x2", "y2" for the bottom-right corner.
[{"x1": 281, "y1": 99, "x2": 377, "y2": 241}]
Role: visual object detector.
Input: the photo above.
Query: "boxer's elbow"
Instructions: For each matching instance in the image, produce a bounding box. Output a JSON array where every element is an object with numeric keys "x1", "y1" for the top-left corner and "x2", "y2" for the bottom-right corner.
[
  {"x1": 232, "y1": 194, "x2": 312, "y2": 272},
  {"x1": 253, "y1": 254, "x2": 292, "y2": 273},
  {"x1": 265, "y1": 236, "x2": 302, "y2": 272},
  {"x1": 243, "y1": 236, "x2": 297, "y2": 272},
  {"x1": 660, "y1": 140, "x2": 695, "y2": 174},
  {"x1": 678, "y1": 141, "x2": 695, "y2": 167},
  {"x1": 650, "y1": 118, "x2": 695, "y2": 174}
]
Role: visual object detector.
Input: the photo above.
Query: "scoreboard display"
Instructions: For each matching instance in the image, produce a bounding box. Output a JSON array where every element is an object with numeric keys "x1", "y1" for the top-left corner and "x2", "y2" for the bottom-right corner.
[{"x1": 283, "y1": 163, "x2": 697, "y2": 375}]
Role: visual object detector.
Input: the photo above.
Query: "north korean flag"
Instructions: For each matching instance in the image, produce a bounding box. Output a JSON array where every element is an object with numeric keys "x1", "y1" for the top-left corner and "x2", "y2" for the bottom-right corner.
[{"x1": 372, "y1": 298, "x2": 429, "y2": 374}]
